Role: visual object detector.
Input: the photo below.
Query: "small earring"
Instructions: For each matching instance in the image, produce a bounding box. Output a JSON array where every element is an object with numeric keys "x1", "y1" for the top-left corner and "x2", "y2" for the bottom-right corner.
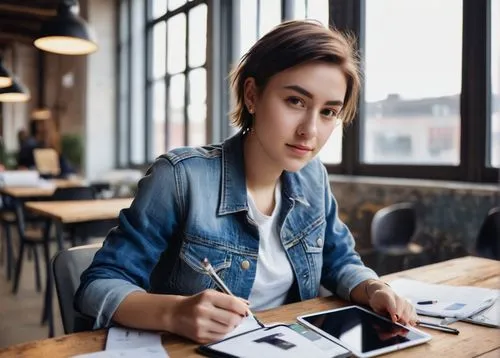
[{"x1": 248, "y1": 106, "x2": 254, "y2": 114}]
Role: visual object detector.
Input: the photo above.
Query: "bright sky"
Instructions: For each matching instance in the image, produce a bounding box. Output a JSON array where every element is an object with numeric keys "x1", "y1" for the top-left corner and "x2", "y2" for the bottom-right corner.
[{"x1": 364, "y1": 0, "x2": 463, "y2": 102}]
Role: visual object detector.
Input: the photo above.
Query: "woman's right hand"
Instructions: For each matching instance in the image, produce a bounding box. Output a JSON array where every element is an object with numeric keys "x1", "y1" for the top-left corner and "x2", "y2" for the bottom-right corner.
[{"x1": 167, "y1": 289, "x2": 249, "y2": 343}]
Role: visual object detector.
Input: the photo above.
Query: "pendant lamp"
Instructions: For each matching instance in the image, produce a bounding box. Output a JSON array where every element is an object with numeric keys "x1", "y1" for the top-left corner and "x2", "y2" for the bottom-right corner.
[
  {"x1": 34, "y1": 0, "x2": 98, "y2": 55},
  {"x1": 0, "y1": 78, "x2": 31, "y2": 102}
]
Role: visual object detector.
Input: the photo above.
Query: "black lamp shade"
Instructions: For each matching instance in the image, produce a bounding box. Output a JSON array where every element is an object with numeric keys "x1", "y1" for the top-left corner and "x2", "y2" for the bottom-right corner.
[
  {"x1": 0, "y1": 78, "x2": 31, "y2": 102},
  {"x1": 34, "y1": 3, "x2": 98, "y2": 55},
  {"x1": 0, "y1": 60, "x2": 13, "y2": 88}
]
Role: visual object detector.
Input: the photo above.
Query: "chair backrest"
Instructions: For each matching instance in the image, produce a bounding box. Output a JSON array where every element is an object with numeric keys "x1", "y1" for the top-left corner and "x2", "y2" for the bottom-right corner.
[
  {"x1": 51, "y1": 186, "x2": 95, "y2": 201},
  {"x1": 371, "y1": 202, "x2": 417, "y2": 248},
  {"x1": 52, "y1": 243, "x2": 101, "y2": 334},
  {"x1": 476, "y1": 207, "x2": 500, "y2": 260},
  {"x1": 34, "y1": 148, "x2": 60, "y2": 176},
  {"x1": 90, "y1": 182, "x2": 112, "y2": 198}
]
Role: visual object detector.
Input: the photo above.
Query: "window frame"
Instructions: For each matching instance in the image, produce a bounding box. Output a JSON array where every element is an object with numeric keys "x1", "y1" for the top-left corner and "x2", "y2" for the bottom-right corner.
[
  {"x1": 327, "y1": 0, "x2": 498, "y2": 183},
  {"x1": 116, "y1": 0, "x2": 210, "y2": 167},
  {"x1": 116, "y1": 0, "x2": 498, "y2": 183},
  {"x1": 145, "y1": 0, "x2": 208, "y2": 161}
]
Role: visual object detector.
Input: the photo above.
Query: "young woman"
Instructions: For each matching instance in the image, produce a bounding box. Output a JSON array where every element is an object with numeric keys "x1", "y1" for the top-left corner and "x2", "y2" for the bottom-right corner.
[{"x1": 75, "y1": 20, "x2": 417, "y2": 344}]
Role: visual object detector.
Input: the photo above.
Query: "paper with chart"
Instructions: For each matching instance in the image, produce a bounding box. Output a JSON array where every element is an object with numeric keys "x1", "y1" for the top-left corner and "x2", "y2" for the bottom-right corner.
[
  {"x1": 208, "y1": 325, "x2": 334, "y2": 358},
  {"x1": 223, "y1": 317, "x2": 350, "y2": 356},
  {"x1": 390, "y1": 278, "x2": 499, "y2": 319}
]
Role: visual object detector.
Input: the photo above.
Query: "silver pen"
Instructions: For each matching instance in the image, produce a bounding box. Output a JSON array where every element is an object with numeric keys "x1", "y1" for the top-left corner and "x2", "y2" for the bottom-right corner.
[
  {"x1": 417, "y1": 320, "x2": 460, "y2": 335},
  {"x1": 201, "y1": 258, "x2": 265, "y2": 328}
]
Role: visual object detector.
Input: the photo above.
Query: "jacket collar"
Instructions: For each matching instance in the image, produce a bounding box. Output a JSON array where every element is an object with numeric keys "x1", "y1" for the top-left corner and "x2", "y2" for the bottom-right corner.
[{"x1": 218, "y1": 132, "x2": 310, "y2": 216}]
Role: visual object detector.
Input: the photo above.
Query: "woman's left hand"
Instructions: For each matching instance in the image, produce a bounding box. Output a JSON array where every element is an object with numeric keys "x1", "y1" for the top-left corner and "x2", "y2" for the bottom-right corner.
[{"x1": 366, "y1": 280, "x2": 418, "y2": 326}]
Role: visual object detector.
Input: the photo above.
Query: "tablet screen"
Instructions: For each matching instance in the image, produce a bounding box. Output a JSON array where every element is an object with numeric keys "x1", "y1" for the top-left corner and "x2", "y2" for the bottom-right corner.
[{"x1": 301, "y1": 307, "x2": 422, "y2": 354}]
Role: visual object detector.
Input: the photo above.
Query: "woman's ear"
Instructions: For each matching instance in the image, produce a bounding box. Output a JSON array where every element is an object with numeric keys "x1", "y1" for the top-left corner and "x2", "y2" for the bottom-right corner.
[{"x1": 243, "y1": 77, "x2": 258, "y2": 113}]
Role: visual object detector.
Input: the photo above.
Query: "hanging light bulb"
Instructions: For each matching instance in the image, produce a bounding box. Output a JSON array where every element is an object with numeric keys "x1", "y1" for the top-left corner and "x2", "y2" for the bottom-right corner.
[
  {"x1": 0, "y1": 58, "x2": 13, "y2": 88},
  {"x1": 0, "y1": 78, "x2": 31, "y2": 102},
  {"x1": 34, "y1": 0, "x2": 98, "y2": 55}
]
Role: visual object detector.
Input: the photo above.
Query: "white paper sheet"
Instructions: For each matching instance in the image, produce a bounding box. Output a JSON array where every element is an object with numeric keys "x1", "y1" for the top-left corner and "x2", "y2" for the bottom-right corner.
[
  {"x1": 0, "y1": 170, "x2": 42, "y2": 187},
  {"x1": 464, "y1": 297, "x2": 500, "y2": 327},
  {"x1": 391, "y1": 278, "x2": 499, "y2": 318},
  {"x1": 105, "y1": 327, "x2": 163, "y2": 351},
  {"x1": 72, "y1": 346, "x2": 168, "y2": 358}
]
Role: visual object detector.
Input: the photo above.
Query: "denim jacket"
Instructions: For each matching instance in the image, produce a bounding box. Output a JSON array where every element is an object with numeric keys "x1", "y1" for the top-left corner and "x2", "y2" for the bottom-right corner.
[{"x1": 75, "y1": 132, "x2": 377, "y2": 328}]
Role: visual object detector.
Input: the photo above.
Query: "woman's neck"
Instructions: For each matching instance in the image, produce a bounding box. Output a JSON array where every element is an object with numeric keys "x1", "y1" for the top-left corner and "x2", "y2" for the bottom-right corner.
[
  {"x1": 243, "y1": 133, "x2": 282, "y2": 192},
  {"x1": 243, "y1": 133, "x2": 283, "y2": 216}
]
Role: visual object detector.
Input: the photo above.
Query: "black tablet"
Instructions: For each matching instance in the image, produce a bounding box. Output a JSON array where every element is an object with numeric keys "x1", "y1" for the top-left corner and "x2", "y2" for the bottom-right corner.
[{"x1": 297, "y1": 305, "x2": 432, "y2": 358}]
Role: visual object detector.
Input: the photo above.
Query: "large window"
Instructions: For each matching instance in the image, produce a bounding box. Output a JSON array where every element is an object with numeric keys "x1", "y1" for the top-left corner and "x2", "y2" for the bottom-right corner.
[
  {"x1": 117, "y1": 0, "x2": 497, "y2": 182},
  {"x1": 147, "y1": 0, "x2": 208, "y2": 159},
  {"x1": 490, "y1": 0, "x2": 500, "y2": 168},
  {"x1": 362, "y1": 0, "x2": 462, "y2": 165},
  {"x1": 327, "y1": 0, "x2": 497, "y2": 182}
]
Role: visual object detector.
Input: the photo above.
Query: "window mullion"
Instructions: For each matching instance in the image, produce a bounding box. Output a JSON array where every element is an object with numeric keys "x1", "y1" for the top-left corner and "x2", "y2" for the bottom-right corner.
[
  {"x1": 461, "y1": 0, "x2": 488, "y2": 182},
  {"x1": 184, "y1": 12, "x2": 190, "y2": 146},
  {"x1": 127, "y1": 0, "x2": 133, "y2": 166},
  {"x1": 329, "y1": 0, "x2": 363, "y2": 175},
  {"x1": 144, "y1": 0, "x2": 151, "y2": 162}
]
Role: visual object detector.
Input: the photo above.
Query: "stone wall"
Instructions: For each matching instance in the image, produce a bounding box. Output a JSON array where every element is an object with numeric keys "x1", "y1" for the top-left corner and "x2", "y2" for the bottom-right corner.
[{"x1": 330, "y1": 176, "x2": 499, "y2": 270}]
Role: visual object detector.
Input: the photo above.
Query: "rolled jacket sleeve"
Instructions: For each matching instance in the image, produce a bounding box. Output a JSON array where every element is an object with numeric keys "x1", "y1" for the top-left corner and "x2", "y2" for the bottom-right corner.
[
  {"x1": 74, "y1": 156, "x2": 185, "y2": 327},
  {"x1": 319, "y1": 166, "x2": 378, "y2": 300},
  {"x1": 80, "y1": 279, "x2": 145, "y2": 329}
]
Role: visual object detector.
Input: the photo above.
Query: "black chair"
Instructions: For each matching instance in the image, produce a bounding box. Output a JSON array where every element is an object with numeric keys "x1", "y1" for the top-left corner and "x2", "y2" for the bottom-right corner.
[
  {"x1": 11, "y1": 202, "x2": 47, "y2": 293},
  {"x1": 42, "y1": 187, "x2": 117, "y2": 337},
  {"x1": 51, "y1": 186, "x2": 96, "y2": 246},
  {"x1": 0, "y1": 209, "x2": 16, "y2": 280},
  {"x1": 12, "y1": 186, "x2": 96, "y2": 294},
  {"x1": 51, "y1": 186, "x2": 95, "y2": 201},
  {"x1": 371, "y1": 202, "x2": 427, "y2": 274},
  {"x1": 476, "y1": 207, "x2": 500, "y2": 260},
  {"x1": 89, "y1": 181, "x2": 112, "y2": 199},
  {"x1": 1, "y1": 194, "x2": 45, "y2": 282},
  {"x1": 52, "y1": 243, "x2": 100, "y2": 334}
]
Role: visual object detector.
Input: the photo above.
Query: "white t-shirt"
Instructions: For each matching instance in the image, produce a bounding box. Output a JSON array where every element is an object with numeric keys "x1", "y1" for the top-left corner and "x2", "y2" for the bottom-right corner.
[{"x1": 247, "y1": 182, "x2": 294, "y2": 311}]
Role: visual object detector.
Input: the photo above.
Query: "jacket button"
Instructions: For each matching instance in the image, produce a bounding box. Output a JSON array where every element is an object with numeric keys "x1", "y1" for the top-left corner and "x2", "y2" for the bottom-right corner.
[
  {"x1": 316, "y1": 238, "x2": 324, "y2": 248},
  {"x1": 241, "y1": 260, "x2": 250, "y2": 270}
]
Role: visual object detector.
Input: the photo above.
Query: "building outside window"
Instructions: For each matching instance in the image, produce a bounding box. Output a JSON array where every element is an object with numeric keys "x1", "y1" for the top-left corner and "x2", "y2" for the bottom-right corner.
[{"x1": 362, "y1": 0, "x2": 462, "y2": 165}]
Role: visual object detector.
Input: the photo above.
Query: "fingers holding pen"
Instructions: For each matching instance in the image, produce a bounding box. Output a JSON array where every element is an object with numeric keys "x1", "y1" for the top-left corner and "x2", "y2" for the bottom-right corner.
[
  {"x1": 204, "y1": 289, "x2": 249, "y2": 316},
  {"x1": 170, "y1": 289, "x2": 248, "y2": 343}
]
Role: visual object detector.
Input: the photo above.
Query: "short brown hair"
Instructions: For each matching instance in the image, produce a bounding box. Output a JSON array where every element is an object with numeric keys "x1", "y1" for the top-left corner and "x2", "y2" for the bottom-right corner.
[{"x1": 230, "y1": 20, "x2": 361, "y2": 129}]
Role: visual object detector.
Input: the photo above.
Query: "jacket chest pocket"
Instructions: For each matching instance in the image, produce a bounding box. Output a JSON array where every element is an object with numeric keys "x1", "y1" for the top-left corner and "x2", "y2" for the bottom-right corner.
[
  {"x1": 299, "y1": 219, "x2": 325, "y2": 285},
  {"x1": 171, "y1": 237, "x2": 232, "y2": 295}
]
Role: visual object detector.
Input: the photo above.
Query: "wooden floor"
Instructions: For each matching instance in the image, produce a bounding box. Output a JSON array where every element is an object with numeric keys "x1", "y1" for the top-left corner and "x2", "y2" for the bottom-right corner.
[
  {"x1": 0, "y1": 243, "x2": 62, "y2": 348},
  {"x1": 0, "y1": 238, "x2": 103, "y2": 349}
]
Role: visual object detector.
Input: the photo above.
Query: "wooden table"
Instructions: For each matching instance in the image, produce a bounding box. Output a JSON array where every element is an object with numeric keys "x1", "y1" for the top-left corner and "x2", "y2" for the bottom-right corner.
[
  {"x1": 1, "y1": 256, "x2": 498, "y2": 357},
  {"x1": 0, "y1": 178, "x2": 86, "y2": 198},
  {"x1": 24, "y1": 198, "x2": 133, "y2": 338},
  {"x1": 24, "y1": 198, "x2": 133, "y2": 224},
  {"x1": 0, "y1": 178, "x2": 89, "y2": 287}
]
